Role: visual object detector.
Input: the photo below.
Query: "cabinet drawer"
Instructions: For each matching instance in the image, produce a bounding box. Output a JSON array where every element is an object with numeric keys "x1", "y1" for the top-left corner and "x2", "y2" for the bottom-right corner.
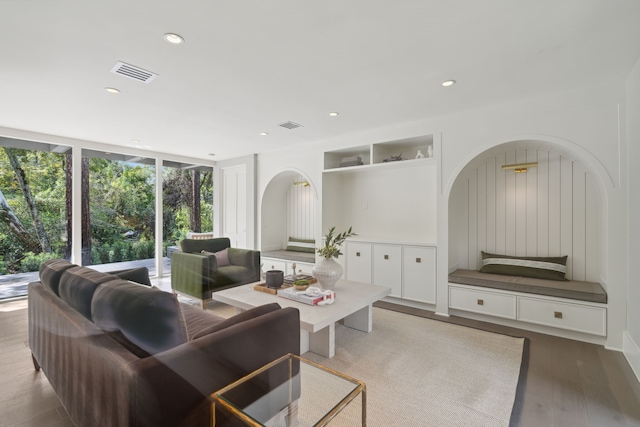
[
  {"x1": 517, "y1": 297, "x2": 606, "y2": 336},
  {"x1": 449, "y1": 287, "x2": 516, "y2": 319}
]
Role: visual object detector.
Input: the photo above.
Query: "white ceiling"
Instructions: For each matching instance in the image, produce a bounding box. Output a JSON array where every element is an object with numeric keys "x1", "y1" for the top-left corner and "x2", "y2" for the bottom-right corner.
[{"x1": 1, "y1": 0, "x2": 639, "y2": 161}]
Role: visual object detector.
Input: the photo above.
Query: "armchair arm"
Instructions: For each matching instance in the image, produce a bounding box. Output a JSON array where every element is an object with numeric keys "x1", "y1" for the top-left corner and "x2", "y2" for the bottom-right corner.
[
  {"x1": 131, "y1": 307, "x2": 301, "y2": 427},
  {"x1": 170, "y1": 252, "x2": 217, "y2": 298},
  {"x1": 228, "y1": 248, "x2": 261, "y2": 281}
]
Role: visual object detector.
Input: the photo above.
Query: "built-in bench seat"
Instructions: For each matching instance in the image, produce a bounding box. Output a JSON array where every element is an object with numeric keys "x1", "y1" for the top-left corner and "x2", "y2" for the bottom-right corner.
[
  {"x1": 448, "y1": 269, "x2": 607, "y2": 304},
  {"x1": 262, "y1": 250, "x2": 316, "y2": 263}
]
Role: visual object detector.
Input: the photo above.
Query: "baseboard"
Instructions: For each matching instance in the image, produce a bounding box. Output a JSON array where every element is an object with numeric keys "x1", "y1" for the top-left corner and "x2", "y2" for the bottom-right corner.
[{"x1": 623, "y1": 331, "x2": 640, "y2": 383}]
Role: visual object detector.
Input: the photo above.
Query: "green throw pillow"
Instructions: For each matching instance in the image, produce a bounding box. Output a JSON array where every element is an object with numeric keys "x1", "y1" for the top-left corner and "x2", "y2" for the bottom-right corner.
[
  {"x1": 286, "y1": 237, "x2": 315, "y2": 253},
  {"x1": 479, "y1": 251, "x2": 568, "y2": 281}
]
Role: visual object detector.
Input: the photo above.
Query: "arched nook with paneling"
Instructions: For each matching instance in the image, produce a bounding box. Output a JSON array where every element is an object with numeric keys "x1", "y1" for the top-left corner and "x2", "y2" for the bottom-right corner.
[
  {"x1": 260, "y1": 170, "x2": 318, "y2": 276},
  {"x1": 446, "y1": 139, "x2": 609, "y2": 344}
]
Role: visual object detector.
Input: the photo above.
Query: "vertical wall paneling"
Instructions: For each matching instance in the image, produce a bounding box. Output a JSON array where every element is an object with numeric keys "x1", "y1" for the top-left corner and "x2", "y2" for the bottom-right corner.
[
  {"x1": 477, "y1": 163, "x2": 487, "y2": 267},
  {"x1": 572, "y1": 163, "x2": 587, "y2": 281},
  {"x1": 560, "y1": 156, "x2": 574, "y2": 279},
  {"x1": 537, "y1": 151, "x2": 550, "y2": 256},
  {"x1": 486, "y1": 157, "x2": 496, "y2": 253},
  {"x1": 450, "y1": 148, "x2": 600, "y2": 282},
  {"x1": 526, "y1": 150, "x2": 538, "y2": 256},
  {"x1": 223, "y1": 171, "x2": 238, "y2": 235},
  {"x1": 585, "y1": 173, "x2": 600, "y2": 282},
  {"x1": 548, "y1": 152, "x2": 561, "y2": 255},
  {"x1": 505, "y1": 152, "x2": 517, "y2": 255},
  {"x1": 468, "y1": 170, "x2": 478, "y2": 268},
  {"x1": 286, "y1": 176, "x2": 315, "y2": 240},
  {"x1": 495, "y1": 153, "x2": 507, "y2": 255}
]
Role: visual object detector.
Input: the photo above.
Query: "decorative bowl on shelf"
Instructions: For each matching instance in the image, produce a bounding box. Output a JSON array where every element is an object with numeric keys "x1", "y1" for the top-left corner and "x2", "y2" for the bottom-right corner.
[{"x1": 293, "y1": 279, "x2": 311, "y2": 291}]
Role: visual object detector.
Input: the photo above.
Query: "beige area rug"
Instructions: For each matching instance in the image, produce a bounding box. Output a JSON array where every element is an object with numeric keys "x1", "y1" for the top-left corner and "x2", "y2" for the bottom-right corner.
[{"x1": 207, "y1": 303, "x2": 527, "y2": 427}]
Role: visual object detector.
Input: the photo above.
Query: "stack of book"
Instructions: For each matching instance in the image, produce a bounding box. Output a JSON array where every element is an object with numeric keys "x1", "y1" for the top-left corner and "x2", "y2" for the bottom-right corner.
[
  {"x1": 277, "y1": 288, "x2": 335, "y2": 306},
  {"x1": 339, "y1": 156, "x2": 363, "y2": 167}
]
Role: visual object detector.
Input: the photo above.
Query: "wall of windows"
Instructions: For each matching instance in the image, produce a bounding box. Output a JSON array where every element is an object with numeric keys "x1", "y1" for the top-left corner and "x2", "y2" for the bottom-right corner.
[{"x1": 0, "y1": 137, "x2": 214, "y2": 300}]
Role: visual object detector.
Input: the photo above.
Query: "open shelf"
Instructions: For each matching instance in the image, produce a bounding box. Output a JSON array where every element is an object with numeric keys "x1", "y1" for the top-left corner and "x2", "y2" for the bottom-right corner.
[{"x1": 323, "y1": 145, "x2": 370, "y2": 170}]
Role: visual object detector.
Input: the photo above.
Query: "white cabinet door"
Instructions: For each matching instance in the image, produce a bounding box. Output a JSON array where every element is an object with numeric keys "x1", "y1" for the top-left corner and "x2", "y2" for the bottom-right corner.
[
  {"x1": 373, "y1": 244, "x2": 402, "y2": 297},
  {"x1": 346, "y1": 242, "x2": 372, "y2": 284},
  {"x1": 403, "y1": 246, "x2": 436, "y2": 303}
]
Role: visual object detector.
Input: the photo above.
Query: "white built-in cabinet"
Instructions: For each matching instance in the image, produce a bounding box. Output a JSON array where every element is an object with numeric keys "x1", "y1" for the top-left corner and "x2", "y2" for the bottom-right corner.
[
  {"x1": 448, "y1": 284, "x2": 607, "y2": 336},
  {"x1": 262, "y1": 257, "x2": 315, "y2": 276},
  {"x1": 345, "y1": 240, "x2": 436, "y2": 304},
  {"x1": 321, "y1": 134, "x2": 438, "y2": 305}
]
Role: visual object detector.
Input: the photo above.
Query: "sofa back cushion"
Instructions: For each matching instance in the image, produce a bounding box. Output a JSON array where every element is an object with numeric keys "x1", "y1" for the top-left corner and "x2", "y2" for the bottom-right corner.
[
  {"x1": 59, "y1": 267, "x2": 118, "y2": 320},
  {"x1": 39, "y1": 259, "x2": 76, "y2": 296},
  {"x1": 180, "y1": 237, "x2": 230, "y2": 254},
  {"x1": 91, "y1": 280, "x2": 189, "y2": 355},
  {"x1": 105, "y1": 266, "x2": 152, "y2": 286}
]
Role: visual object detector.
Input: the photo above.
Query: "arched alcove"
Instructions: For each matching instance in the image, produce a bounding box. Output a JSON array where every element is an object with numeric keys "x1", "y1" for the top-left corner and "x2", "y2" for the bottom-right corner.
[
  {"x1": 448, "y1": 139, "x2": 603, "y2": 283},
  {"x1": 260, "y1": 170, "x2": 318, "y2": 253}
]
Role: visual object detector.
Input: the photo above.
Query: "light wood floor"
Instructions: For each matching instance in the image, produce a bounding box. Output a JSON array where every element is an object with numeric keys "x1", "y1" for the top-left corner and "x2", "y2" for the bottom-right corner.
[{"x1": 2, "y1": 293, "x2": 640, "y2": 426}]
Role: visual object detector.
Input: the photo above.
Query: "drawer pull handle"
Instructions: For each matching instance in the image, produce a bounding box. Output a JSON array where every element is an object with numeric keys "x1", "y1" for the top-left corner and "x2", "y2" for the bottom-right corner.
[
  {"x1": 477, "y1": 299, "x2": 484, "y2": 306},
  {"x1": 554, "y1": 311, "x2": 563, "y2": 319},
  {"x1": 384, "y1": 255, "x2": 389, "y2": 260},
  {"x1": 416, "y1": 257, "x2": 421, "y2": 263},
  {"x1": 356, "y1": 252, "x2": 360, "y2": 257}
]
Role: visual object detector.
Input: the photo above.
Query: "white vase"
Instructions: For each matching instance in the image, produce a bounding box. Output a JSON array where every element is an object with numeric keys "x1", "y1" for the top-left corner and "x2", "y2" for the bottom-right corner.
[{"x1": 312, "y1": 257, "x2": 343, "y2": 291}]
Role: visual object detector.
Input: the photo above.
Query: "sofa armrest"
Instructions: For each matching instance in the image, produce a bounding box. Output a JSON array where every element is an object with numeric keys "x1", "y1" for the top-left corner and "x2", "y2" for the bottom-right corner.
[
  {"x1": 171, "y1": 251, "x2": 217, "y2": 296},
  {"x1": 131, "y1": 307, "x2": 300, "y2": 427}
]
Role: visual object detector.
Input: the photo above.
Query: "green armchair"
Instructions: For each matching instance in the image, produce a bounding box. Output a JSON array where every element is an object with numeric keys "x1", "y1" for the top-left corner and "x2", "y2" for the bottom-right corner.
[{"x1": 170, "y1": 237, "x2": 261, "y2": 309}]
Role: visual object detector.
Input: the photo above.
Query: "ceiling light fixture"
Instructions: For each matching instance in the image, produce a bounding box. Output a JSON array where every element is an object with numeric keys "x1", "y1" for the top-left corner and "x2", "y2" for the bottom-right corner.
[
  {"x1": 105, "y1": 87, "x2": 120, "y2": 94},
  {"x1": 329, "y1": 112, "x2": 339, "y2": 117},
  {"x1": 441, "y1": 80, "x2": 456, "y2": 87},
  {"x1": 260, "y1": 132, "x2": 269, "y2": 136},
  {"x1": 163, "y1": 33, "x2": 184, "y2": 44}
]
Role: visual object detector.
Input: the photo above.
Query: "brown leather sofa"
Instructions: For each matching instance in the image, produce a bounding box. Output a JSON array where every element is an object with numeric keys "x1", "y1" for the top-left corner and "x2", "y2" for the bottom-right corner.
[{"x1": 28, "y1": 259, "x2": 300, "y2": 426}]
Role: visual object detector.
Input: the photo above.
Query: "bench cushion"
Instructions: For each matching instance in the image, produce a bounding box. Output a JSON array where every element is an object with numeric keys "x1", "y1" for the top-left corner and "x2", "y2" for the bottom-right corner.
[
  {"x1": 449, "y1": 269, "x2": 607, "y2": 304},
  {"x1": 262, "y1": 249, "x2": 316, "y2": 263}
]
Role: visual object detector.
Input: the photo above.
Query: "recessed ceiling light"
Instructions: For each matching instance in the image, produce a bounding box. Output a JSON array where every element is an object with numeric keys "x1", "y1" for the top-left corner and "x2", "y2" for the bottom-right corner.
[
  {"x1": 329, "y1": 112, "x2": 339, "y2": 117},
  {"x1": 131, "y1": 139, "x2": 140, "y2": 143},
  {"x1": 260, "y1": 132, "x2": 269, "y2": 136},
  {"x1": 105, "y1": 87, "x2": 120, "y2": 94},
  {"x1": 163, "y1": 33, "x2": 184, "y2": 44},
  {"x1": 441, "y1": 80, "x2": 456, "y2": 87}
]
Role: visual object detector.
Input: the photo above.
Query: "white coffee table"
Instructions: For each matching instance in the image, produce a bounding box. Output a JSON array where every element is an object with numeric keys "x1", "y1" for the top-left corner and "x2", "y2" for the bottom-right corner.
[{"x1": 213, "y1": 279, "x2": 391, "y2": 358}]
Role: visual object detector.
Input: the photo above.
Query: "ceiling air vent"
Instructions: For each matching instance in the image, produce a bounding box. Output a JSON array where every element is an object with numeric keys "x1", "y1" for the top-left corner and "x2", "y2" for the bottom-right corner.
[
  {"x1": 110, "y1": 61, "x2": 158, "y2": 83},
  {"x1": 279, "y1": 121, "x2": 303, "y2": 130}
]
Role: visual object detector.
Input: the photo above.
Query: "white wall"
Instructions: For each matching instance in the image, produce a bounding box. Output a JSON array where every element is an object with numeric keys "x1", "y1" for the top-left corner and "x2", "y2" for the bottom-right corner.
[
  {"x1": 625, "y1": 56, "x2": 640, "y2": 377},
  {"x1": 256, "y1": 81, "x2": 629, "y2": 350},
  {"x1": 287, "y1": 178, "x2": 316, "y2": 240},
  {"x1": 450, "y1": 146, "x2": 601, "y2": 282}
]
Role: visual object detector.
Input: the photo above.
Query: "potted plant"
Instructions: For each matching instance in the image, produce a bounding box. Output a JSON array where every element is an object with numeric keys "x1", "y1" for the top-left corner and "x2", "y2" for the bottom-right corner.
[{"x1": 312, "y1": 226, "x2": 356, "y2": 290}]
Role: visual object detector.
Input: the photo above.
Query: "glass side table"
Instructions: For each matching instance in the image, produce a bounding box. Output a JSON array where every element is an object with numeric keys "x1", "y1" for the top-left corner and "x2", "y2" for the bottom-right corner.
[{"x1": 212, "y1": 353, "x2": 366, "y2": 426}]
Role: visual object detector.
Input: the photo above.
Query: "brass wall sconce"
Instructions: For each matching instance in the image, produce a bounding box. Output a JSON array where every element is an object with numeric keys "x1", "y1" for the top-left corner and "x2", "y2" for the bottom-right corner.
[
  {"x1": 501, "y1": 162, "x2": 538, "y2": 173},
  {"x1": 293, "y1": 181, "x2": 310, "y2": 187}
]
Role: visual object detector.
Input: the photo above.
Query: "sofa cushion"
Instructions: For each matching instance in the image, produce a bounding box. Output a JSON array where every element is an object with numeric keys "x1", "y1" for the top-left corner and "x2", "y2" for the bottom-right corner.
[
  {"x1": 180, "y1": 237, "x2": 230, "y2": 254},
  {"x1": 39, "y1": 259, "x2": 76, "y2": 296},
  {"x1": 479, "y1": 251, "x2": 568, "y2": 281},
  {"x1": 92, "y1": 280, "x2": 189, "y2": 355},
  {"x1": 192, "y1": 303, "x2": 282, "y2": 340},
  {"x1": 201, "y1": 248, "x2": 230, "y2": 267},
  {"x1": 286, "y1": 237, "x2": 316, "y2": 253},
  {"x1": 59, "y1": 267, "x2": 118, "y2": 320},
  {"x1": 180, "y1": 303, "x2": 227, "y2": 340},
  {"x1": 106, "y1": 266, "x2": 152, "y2": 286}
]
